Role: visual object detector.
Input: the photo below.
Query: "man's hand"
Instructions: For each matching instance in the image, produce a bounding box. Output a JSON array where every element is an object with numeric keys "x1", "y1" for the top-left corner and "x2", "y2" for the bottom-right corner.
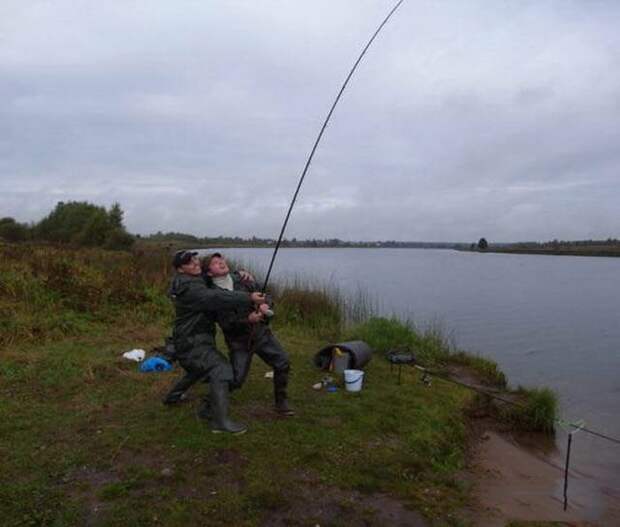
[
  {"x1": 258, "y1": 303, "x2": 272, "y2": 316},
  {"x1": 250, "y1": 292, "x2": 267, "y2": 305},
  {"x1": 248, "y1": 311, "x2": 264, "y2": 324},
  {"x1": 238, "y1": 270, "x2": 255, "y2": 283}
]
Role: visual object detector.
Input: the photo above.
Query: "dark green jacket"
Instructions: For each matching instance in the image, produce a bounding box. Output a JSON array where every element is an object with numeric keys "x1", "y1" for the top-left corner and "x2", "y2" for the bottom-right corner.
[
  {"x1": 206, "y1": 272, "x2": 265, "y2": 339},
  {"x1": 169, "y1": 272, "x2": 252, "y2": 347}
]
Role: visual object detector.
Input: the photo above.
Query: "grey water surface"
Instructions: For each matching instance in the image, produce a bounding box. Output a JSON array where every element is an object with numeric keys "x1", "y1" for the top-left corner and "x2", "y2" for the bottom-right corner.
[{"x1": 203, "y1": 247, "x2": 620, "y2": 515}]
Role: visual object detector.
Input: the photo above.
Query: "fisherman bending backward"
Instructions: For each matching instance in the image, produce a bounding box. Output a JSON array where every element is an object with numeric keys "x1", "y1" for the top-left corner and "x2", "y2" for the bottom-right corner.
[{"x1": 165, "y1": 250, "x2": 267, "y2": 434}]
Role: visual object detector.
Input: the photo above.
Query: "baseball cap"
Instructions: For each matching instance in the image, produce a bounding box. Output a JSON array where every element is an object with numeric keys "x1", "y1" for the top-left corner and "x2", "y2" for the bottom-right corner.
[{"x1": 172, "y1": 250, "x2": 199, "y2": 268}]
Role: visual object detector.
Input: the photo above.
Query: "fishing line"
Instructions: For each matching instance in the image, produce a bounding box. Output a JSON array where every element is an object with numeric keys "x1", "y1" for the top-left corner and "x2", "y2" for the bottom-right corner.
[{"x1": 261, "y1": 0, "x2": 406, "y2": 293}]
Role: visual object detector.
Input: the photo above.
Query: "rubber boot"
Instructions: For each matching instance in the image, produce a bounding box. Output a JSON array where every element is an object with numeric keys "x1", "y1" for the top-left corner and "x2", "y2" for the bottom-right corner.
[
  {"x1": 209, "y1": 382, "x2": 247, "y2": 434},
  {"x1": 274, "y1": 369, "x2": 295, "y2": 416},
  {"x1": 162, "y1": 373, "x2": 195, "y2": 405},
  {"x1": 197, "y1": 394, "x2": 211, "y2": 420}
]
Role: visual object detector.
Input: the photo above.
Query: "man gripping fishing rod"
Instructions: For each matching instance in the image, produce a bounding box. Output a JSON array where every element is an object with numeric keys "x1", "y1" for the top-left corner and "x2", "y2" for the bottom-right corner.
[{"x1": 204, "y1": 252, "x2": 294, "y2": 417}]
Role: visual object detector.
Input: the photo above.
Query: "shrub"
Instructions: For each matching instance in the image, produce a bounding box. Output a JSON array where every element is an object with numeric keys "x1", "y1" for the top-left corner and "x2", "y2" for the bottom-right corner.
[
  {"x1": 0, "y1": 218, "x2": 31, "y2": 242},
  {"x1": 270, "y1": 277, "x2": 343, "y2": 338},
  {"x1": 0, "y1": 244, "x2": 172, "y2": 345},
  {"x1": 346, "y1": 317, "x2": 420, "y2": 352},
  {"x1": 104, "y1": 228, "x2": 135, "y2": 250},
  {"x1": 345, "y1": 317, "x2": 453, "y2": 363}
]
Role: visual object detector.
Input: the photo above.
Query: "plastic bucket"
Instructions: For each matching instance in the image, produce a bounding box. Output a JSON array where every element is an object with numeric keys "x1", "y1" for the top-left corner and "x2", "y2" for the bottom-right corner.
[{"x1": 344, "y1": 369, "x2": 365, "y2": 392}]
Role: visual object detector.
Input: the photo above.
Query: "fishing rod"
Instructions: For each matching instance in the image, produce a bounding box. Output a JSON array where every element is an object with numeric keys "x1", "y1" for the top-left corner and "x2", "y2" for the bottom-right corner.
[{"x1": 261, "y1": 0, "x2": 406, "y2": 293}]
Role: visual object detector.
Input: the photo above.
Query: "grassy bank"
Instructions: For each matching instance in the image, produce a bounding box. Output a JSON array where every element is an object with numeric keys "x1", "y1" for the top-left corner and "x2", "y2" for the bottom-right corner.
[{"x1": 0, "y1": 243, "x2": 557, "y2": 526}]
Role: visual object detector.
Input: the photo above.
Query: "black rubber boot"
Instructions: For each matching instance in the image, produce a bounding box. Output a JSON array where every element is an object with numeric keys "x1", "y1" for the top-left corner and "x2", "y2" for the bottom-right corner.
[
  {"x1": 197, "y1": 394, "x2": 211, "y2": 420},
  {"x1": 274, "y1": 369, "x2": 295, "y2": 416},
  {"x1": 162, "y1": 373, "x2": 195, "y2": 405},
  {"x1": 209, "y1": 382, "x2": 247, "y2": 434}
]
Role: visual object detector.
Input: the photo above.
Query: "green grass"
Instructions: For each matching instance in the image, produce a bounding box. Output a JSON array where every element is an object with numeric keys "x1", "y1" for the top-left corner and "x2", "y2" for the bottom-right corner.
[
  {"x1": 343, "y1": 316, "x2": 451, "y2": 365},
  {"x1": 0, "y1": 321, "x2": 475, "y2": 526},
  {"x1": 447, "y1": 351, "x2": 507, "y2": 388},
  {"x1": 344, "y1": 317, "x2": 557, "y2": 433}
]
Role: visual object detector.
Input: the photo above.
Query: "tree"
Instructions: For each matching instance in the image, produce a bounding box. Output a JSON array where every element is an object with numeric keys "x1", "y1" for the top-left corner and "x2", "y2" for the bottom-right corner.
[
  {"x1": 108, "y1": 202, "x2": 124, "y2": 229},
  {"x1": 477, "y1": 238, "x2": 488, "y2": 251},
  {"x1": 35, "y1": 201, "x2": 105, "y2": 243},
  {"x1": 33, "y1": 201, "x2": 134, "y2": 250},
  {"x1": 0, "y1": 217, "x2": 30, "y2": 242},
  {"x1": 72, "y1": 208, "x2": 111, "y2": 246}
]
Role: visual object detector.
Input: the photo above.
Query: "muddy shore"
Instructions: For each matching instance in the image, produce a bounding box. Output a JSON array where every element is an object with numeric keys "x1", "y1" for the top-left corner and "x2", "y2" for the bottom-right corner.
[{"x1": 466, "y1": 428, "x2": 620, "y2": 526}]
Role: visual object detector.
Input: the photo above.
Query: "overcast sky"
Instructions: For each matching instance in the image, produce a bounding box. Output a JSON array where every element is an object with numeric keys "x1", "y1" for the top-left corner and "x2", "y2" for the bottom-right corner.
[{"x1": 1, "y1": 1, "x2": 619, "y2": 242}]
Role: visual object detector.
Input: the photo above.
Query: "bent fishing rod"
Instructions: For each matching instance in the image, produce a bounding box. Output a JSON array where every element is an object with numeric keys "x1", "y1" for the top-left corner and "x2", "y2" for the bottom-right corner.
[{"x1": 261, "y1": 0, "x2": 406, "y2": 294}]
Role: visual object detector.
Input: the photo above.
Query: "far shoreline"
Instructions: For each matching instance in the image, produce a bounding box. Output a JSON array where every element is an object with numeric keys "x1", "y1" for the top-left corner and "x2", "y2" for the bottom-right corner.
[{"x1": 466, "y1": 247, "x2": 620, "y2": 258}]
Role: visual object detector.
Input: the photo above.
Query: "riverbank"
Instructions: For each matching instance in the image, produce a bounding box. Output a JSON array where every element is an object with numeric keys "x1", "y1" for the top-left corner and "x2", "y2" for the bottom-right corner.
[{"x1": 0, "y1": 243, "x2": 581, "y2": 525}]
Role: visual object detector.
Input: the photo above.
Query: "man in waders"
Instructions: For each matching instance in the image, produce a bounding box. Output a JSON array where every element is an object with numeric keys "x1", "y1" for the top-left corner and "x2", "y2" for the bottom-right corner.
[
  {"x1": 203, "y1": 252, "x2": 294, "y2": 417},
  {"x1": 165, "y1": 250, "x2": 267, "y2": 434}
]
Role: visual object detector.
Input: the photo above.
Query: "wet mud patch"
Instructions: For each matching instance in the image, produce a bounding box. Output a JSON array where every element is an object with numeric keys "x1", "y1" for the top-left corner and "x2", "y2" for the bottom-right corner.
[
  {"x1": 60, "y1": 445, "x2": 251, "y2": 524},
  {"x1": 212, "y1": 447, "x2": 248, "y2": 468},
  {"x1": 239, "y1": 401, "x2": 280, "y2": 422},
  {"x1": 62, "y1": 465, "x2": 120, "y2": 526},
  {"x1": 148, "y1": 446, "x2": 248, "y2": 499},
  {"x1": 262, "y1": 477, "x2": 428, "y2": 527}
]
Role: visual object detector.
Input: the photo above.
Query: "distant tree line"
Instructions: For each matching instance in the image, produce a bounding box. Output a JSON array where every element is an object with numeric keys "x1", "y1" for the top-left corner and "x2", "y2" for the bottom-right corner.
[
  {"x1": 0, "y1": 201, "x2": 134, "y2": 250},
  {"x1": 143, "y1": 231, "x2": 467, "y2": 249},
  {"x1": 9, "y1": 204, "x2": 615, "y2": 253},
  {"x1": 510, "y1": 238, "x2": 620, "y2": 248}
]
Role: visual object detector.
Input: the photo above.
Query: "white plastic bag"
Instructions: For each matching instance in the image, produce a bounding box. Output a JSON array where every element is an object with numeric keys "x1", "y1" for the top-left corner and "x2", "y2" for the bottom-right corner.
[{"x1": 122, "y1": 349, "x2": 146, "y2": 362}]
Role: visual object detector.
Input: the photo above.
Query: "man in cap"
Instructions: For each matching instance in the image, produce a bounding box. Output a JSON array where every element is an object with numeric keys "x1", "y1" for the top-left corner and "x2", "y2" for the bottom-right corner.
[
  {"x1": 165, "y1": 249, "x2": 267, "y2": 434},
  {"x1": 203, "y1": 252, "x2": 294, "y2": 416}
]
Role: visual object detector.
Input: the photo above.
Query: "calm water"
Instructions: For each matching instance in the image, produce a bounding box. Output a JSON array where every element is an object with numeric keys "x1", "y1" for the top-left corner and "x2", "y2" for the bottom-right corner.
[{"x1": 205, "y1": 247, "x2": 620, "y2": 515}]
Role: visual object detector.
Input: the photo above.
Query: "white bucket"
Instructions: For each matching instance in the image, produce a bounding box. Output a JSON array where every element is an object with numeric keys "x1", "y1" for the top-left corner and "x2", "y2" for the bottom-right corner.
[{"x1": 344, "y1": 369, "x2": 365, "y2": 392}]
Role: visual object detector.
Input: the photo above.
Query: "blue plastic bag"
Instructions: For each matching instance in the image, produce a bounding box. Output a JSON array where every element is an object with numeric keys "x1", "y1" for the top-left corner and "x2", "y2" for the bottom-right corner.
[{"x1": 139, "y1": 356, "x2": 172, "y2": 373}]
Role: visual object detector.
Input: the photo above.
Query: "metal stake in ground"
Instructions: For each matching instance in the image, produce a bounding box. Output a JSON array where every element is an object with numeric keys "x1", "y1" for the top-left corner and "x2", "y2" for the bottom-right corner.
[
  {"x1": 563, "y1": 432, "x2": 573, "y2": 511},
  {"x1": 562, "y1": 420, "x2": 585, "y2": 511}
]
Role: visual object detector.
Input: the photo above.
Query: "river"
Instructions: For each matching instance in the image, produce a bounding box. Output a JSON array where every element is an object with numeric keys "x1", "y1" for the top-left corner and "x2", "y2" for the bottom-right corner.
[{"x1": 201, "y1": 247, "x2": 620, "y2": 519}]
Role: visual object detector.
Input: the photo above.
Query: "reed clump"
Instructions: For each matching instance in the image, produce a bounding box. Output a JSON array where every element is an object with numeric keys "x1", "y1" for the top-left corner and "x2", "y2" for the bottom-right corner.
[
  {"x1": 230, "y1": 267, "x2": 377, "y2": 339},
  {"x1": 497, "y1": 387, "x2": 558, "y2": 433},
  {"x1": 271, "y1": 283, "x2": 342, "y2": 337}
]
